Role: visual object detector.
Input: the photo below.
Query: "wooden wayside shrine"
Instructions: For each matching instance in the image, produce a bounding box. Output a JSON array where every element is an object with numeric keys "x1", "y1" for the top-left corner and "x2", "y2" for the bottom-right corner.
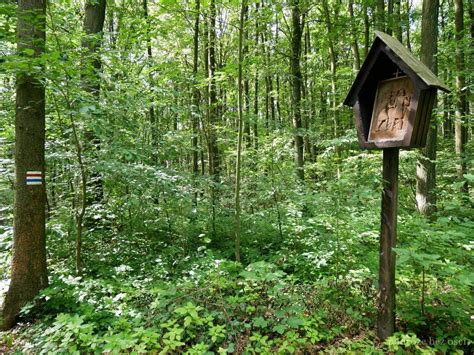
[{"x1": 344, "y1": 31, "x2": 449, "y2": 340}]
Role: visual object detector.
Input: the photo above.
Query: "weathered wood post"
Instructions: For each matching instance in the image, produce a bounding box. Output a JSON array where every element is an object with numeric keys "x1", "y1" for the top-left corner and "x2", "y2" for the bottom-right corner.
[
  {"x1": 377, "y1": 148, "x2": 399, "y2": 339},
  {"x1": 343, "y1": 32, "x2": 449, "y2": 340}
]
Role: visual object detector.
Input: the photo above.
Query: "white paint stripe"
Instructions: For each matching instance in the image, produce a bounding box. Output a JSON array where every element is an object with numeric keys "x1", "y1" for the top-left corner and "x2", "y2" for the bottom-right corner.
[
  {"x1": 26, "y1": 181, "x2": 42, "y2": 185},
  {"x1": 26, "y1": 171, "x2": 42, "y2": 175}
]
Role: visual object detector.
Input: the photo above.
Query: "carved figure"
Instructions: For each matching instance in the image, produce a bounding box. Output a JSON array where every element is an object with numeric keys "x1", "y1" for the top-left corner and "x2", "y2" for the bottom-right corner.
[
  {"x1": 389, "y1": 89, "x2": 410, "y2": 130},
  {"x1": 376, "y1": 93, "x2": 394, "y2": 132}
]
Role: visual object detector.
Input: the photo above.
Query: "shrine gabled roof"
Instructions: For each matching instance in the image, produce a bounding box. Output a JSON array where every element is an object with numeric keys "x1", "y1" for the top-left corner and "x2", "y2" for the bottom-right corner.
[{"x1": 344, "y1": 31, "x2": 450, "y2": 106}]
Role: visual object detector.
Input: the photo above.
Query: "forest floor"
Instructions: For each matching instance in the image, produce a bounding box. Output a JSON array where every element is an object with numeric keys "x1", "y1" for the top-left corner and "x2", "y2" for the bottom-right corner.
[{"x1": 0, "y1": 148, "x2": 473, "y2": 353}]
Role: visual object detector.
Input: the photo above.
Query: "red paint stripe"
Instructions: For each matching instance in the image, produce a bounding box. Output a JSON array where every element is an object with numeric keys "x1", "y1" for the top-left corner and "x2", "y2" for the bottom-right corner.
[{"x1": 26, "y1": 173, "x2": 42, "y2": 177}]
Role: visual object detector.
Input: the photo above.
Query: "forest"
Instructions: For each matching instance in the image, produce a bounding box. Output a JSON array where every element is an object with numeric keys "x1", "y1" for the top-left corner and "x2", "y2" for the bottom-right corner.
[{"x1": 0, "y1": 0, "x2": 472, "y2": 353}]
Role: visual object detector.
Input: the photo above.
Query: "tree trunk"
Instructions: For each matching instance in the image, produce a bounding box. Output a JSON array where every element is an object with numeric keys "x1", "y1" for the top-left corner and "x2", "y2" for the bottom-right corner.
[
  {"x1": 454, "y1": 0, "x2": 468, "y2": 194},
  {"x1": 394, "y1": 0, "x2": 403, "y2": 42},
  {"x1": 348, "y1": 0, "x2": 360, "y2": 71},
  {"x1": 192, "y1": 0, "x2": 201, "y2": 177},
  {"x1": 243, "y1": 5, "x2": 251, "y2": 148},
  {"x1": 416, "y1": 0, "x2": 439, "y2": 217},
  {"x1": 253, "y1": 2, "x2": 260, "y2": 149},
  {"x1": 2, "y1": 0, "x2": 48, "y2": 330},
  {"x1": 363, "y1": 2, "x2": 370, "y2": 58},
  {"x1": 143, "y1": 0, "x2": 158, "y2": 157},
  {"x1": 291, "y1": 0, "x2": 304, "y2": 180},
  {"x1": 322, "y1": 0, "x2": 340, "y2": 176},
  {"x1": 235, "y1": 0, "x2": 247, "y2": 263},
  {"x1": 387, "y1": 0, "x2": 394, "y2": 35},
  {"x1": 376, "y1": 0, "x2": 385, "y2": 31},
  {"x1": 82, "y1": 0, "x2": 106, "y2": 95},
  {"x1": 82, "y1": 0, "x2": 106, "y2": 204},
  {"x1": 405, "y1": 0, "x2": 412, "y2": 50},
  {"x1": 302, "y1": 21, "x2": 311, "y2": 161},
  {"x1": 208, "y1": 0, "x2": 220, "y2": 180}
]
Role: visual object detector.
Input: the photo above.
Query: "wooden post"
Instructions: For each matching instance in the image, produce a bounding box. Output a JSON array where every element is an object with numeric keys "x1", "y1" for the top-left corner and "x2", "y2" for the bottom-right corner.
[{"x1": 377, "y1": 148, "x2": 399, "y2": 340}]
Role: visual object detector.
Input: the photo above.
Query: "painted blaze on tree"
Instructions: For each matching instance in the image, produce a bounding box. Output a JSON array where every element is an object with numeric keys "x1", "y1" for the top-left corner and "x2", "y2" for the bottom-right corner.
[{"x1": 344, "y1": 31, "x2": 449, "y2": 149}]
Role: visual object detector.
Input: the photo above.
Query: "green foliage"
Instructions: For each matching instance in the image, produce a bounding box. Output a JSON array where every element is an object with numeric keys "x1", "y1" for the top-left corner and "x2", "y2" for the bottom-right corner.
[{"x1": 0, "y1": 0, "x2": 472, "y2": 353}]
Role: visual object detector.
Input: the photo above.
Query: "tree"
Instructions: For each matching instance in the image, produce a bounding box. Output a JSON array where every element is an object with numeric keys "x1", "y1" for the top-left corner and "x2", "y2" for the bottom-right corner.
[
  {"x1": 207, "y1": 0, "x2": 220, "y2": 180},
  {"x1": 415, "y1": 0, "x2": 439, "y2": 217},
  {"x1": 2, "y1": 0, "x2": 48, "y2": 330},
  {"x1": 192, "y1": 0, "x2": 201, "y2": 178},
  {"x1": 82, "y1": 0, "x2": 106, "y2": 95},
  {"x1": 143, "y1": 0, "x2": 158, "y2": 158},
  {"x1": 454, "y1": 0, "x2": 468, "y2": 194},
  {"x1": 375, "y1": 0, "x2": 385, "y2": 31},
  {"x1": 75, "y1": 0, "x2": 106, "y2": 275},
  {"x1": 235, "y1": 0, "x2": 247, "y2": 263},
  {"x1": 348, "y1": 0, "x2": 360, "y2": 71},
  {"x1": 290, "y1": 0, "x2": 304, "y2": 180}
]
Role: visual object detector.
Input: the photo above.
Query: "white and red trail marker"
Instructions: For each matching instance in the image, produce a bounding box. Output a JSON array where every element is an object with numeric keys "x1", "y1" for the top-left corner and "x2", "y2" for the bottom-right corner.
[{"x1": 26, "y1": 171, "x2": 42, "y2": 185}]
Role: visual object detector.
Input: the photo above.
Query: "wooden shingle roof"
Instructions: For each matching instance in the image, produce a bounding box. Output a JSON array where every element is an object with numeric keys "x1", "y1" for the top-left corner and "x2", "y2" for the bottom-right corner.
[{"x1": 344, "y1": 31, "x2": 450, "y2": 107}]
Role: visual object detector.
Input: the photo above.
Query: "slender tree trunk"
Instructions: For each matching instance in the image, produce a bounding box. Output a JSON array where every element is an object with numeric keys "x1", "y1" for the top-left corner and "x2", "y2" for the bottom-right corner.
[
  {"x1": 208, "y1": 0, "x2": 219, "y2": 239},
  {"x1": 348, "y1": 0, "x2": 360, "y2": 71},
  {"x1": 470, "y1": 0, "x2": 474, "y2": 40},
  {"x1": 143, "y1": 0, "x2": 158, "y2": 162},
  {"x1": 302, "y1": 21, "x2": 311, "y2": 161},
  {"x1": 235, "y1": 0, "x2": 247, "y2": 263},
  {"x1": 454, "y1": 0, "x2": 468, "y2": 194},
  {"x1": 192, "y1": 0, "x2": 200, "y2": 176},
  {"x1": 253, "y1": 3, "x2": 260, "y2": 149},
  {"x1": 322, "y1": 0, "x2": 340, "y2": 177},
  {"x1": 291, "y1": 0, "x2": 304, "y2": 180},
  {"x1": 2, "y1": 0, "x2": 48, "y2": 330},
  {"x1": 76, "y1": 0, "x2": 106, "y2": 271},
  {"x1": 82, "y1": 0, "x2": 106, "y2": 203},
  {"x1": 107, "y1": 1, "x2": 116, "y2": 48},
  {"x1": 261, "y1": 29, "x2": 269, "y2": 134},
  {"x1": 208, "y1": 0, "x2": 220, "y2": 180},
  {"x1": 416, "y1": 0, "x2": 439, "y2": 217},
  {"x1": 363, "y1": 2, "x2": 370, "y2": 58},
  {"x1": 322, "y1": 1, "x2": 337, "y2": 137},
  {"x1": 405, "y1": 0, "x2": 412, "y2": 50},
  {"x1": 304, "y1": 25, "x2": 317, "y2": 166},
  {"x1": 394, "y1": 0, "x2": 403, "y2": 41},
  {"x1": 70, "y1": 109, "x2": 87, "y2": 275},
  {"x1": 376, "y1": 0, "x2": 385, "y2": 31},
  {"x1": 243, "y1": 5, "x2": 251, "y2": 148},
  {"x1": 387, "y1": 0, "x2": 394, "y2": 35}
]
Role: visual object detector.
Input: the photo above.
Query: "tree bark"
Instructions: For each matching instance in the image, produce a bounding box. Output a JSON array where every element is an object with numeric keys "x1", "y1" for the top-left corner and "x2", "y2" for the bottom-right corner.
[
  {"x1": 363, "y1": 2, "x2": 370, "y2": 58},
  {"x1": 405, "y1": 0, "x2": 412, "y2": 50},
  {"x1": 82, "y1": 0, "x2": 106, "y2": 95},
  {"x1": 235, "y1": 0, "x2": 247, "y2": 263},
  {"x1": 416, "y1": 0, "x2": 439, "y2": 217},
  {"x1": 322, "y1": 0, "x2": 340, "y2": 176},
  {"x1": 192, "y1": 0, "x2": 201, "y2": 177},
  {"x1": 376, "y1": 0, "x2": 385, "y2": 31},
  {"x1": 243, "y1": 5, "x2": 251, "y2": 148},
  {"x1": 2, "y1": 0, "x2": 48, "y2": 330},
  {"x1": 348, "y1": 0, "x2": 360, "y2": 71},
  {"x1": 208, "y1": 0, "x2": 220, "y2": 180},
  {"x1": 394, "y1": 0, "x2": 403, "y2": 42},
  {"x1": 454, "y1": 0, "x2": 468, "y2": 194},
  {"x1": 143, "y1": 0, "x2": 158, "y2": 160},
  {"x1": 387, "y1": 0, "x2": 394, "y2": 35},
  {"x1": 291, "y1": 0, "x2": 304, "y2": 180},
  {"x1": 82, "y1": 0, "x2": 106, "y2": 205},
  {"x1": 253, "y1": 2, "x2": 260, "y2": 149}
]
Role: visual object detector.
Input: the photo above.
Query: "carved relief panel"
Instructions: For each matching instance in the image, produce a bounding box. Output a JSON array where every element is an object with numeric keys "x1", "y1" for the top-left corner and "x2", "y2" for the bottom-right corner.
[{"x1": 368, "y1": 76, "x2": 414, "y2": 144}]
